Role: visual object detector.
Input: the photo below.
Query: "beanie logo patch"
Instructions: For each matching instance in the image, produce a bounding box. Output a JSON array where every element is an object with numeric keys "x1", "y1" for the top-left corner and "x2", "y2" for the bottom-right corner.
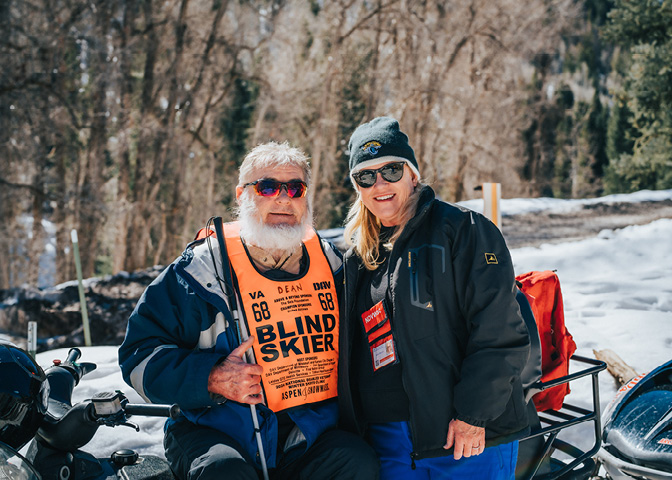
[{"x1": 362, "y1": 141, "x2": 381, "y2": 155}]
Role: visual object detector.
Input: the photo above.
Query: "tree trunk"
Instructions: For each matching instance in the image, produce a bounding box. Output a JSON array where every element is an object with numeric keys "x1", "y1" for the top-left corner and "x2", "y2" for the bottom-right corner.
[
  {"x1": 124, "y1": 0, "x2": 161, "y2": 272},
  {"x1": 29, "y1": 153, "x2": 47, "y2": 286},
  {"x1": 76, "y1": 2, "x2": 113, "y2": 278},
  {"x1": 53, "y1": 142, "x2": 74, "y2": 284},
  {"x1": 112, "y1": 0, "x2": 137, "y2": 274}
]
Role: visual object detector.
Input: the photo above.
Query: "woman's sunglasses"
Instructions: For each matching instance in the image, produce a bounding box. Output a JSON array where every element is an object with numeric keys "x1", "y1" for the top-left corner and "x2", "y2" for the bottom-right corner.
[
  {"x1": 243, "y1": 179, "x2": 308, "y2": 198},
  {"x1": 352, "y1": 162, "x2": 406, "y2": 188}
]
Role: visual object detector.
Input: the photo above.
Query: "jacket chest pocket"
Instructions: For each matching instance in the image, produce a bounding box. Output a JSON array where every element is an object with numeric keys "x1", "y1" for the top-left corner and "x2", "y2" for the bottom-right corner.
[{"x1": 405, "y1": 244, "x2": 445, "y2": 340}]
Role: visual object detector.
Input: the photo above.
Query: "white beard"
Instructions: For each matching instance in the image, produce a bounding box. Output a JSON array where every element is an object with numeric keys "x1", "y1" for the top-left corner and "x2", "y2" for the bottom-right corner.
[{"x1": 237, "y1": 190, "x2": 312, "y2": 252}]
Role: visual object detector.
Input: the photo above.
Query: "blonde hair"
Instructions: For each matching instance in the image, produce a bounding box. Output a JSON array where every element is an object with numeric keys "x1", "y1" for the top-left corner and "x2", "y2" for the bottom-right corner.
[{"x1": 344, "y1": 184, "x2": 424, "y2": 270}]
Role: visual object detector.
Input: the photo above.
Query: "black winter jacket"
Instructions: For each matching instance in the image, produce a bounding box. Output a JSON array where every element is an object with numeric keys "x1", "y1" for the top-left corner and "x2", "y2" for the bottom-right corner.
[{"x1": 338, "y1": 186, "x2": 531, "y2": 461}]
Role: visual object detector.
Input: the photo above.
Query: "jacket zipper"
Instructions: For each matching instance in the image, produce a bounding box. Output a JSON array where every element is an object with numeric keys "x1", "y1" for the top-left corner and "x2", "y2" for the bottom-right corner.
[
  {"x1": 389, "y1": 235, "x2": 421, "y2": 468},
  {"x1": 342, "y1": 254, "x2": 364, "y2": 436}
]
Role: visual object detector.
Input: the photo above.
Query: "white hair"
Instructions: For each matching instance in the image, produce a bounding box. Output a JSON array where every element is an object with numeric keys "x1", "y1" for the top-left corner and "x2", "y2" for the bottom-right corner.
[{"x1": 238, "y1": 141, "x2": 311, "y2": 186}]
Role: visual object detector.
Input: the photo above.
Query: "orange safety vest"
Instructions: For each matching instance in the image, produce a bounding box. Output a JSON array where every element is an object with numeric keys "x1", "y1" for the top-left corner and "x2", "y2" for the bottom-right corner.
[{"x1": 223, "y1": 222, "x2": 340, "y2": 412}]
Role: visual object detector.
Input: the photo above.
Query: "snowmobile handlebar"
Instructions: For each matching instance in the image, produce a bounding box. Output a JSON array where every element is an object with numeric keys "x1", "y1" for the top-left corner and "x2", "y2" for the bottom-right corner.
[
  {"x1": 124, "y1": 402, "x2": 181, "y2": 420},
  {"x1": 37, "y1": 391, "x2": 180, "y2": 451},
  {"x1": 61, "y1": 347, "x2": 97, "y2": 384},
  {"x1": 37, "y1": 350, "x2": 180, "y2": 452}
]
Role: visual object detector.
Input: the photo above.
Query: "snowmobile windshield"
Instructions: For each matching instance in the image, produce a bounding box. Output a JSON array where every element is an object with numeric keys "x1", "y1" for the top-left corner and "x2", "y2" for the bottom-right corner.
[{"x1": 0, "y1": 441, "x2": 41, "y2": 480}]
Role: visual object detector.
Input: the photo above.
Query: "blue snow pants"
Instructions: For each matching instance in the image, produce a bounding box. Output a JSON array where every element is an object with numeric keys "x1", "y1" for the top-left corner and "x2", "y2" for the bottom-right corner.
[{"x1": 368, "y1": 422, "x2": 518, "y2": 480}]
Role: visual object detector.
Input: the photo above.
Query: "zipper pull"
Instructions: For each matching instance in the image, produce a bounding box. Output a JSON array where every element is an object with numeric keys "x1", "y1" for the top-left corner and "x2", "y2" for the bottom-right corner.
[{"x1": 410, "y1": 452, "x2": 417, "y2": 470}]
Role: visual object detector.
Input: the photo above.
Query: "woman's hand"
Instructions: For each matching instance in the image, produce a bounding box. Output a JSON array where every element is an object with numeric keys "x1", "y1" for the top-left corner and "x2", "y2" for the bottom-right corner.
[{"x1": 444, "y1": 419, "x2": 485, "y2": 460}]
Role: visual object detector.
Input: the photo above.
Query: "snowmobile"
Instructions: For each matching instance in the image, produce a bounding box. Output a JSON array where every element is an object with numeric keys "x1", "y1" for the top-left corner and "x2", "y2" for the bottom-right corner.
[
  {"x1": 515, "y1": 353, "x2": 607, "y2": 480},
  {"x1": 1, "y1": 346, "x2": 607, "y2": 480},
  {"x1": 0, "y1": 344, "x2": 178, "y2": 480},
  {"x1": 513, "y1": 276, "x2": 608, "y2": 480},
  {"x1": 515, "y1": 297, "x2": 672, "y2": 480},
  {"x1": 596, "y1": 358, "x2": 672, "y2": 480}
]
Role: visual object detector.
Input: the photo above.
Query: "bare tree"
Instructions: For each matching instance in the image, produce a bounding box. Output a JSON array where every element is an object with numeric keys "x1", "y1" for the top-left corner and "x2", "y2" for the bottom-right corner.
[{"x1": 1, "y1": 0, "x2": 587, "y2": 290}]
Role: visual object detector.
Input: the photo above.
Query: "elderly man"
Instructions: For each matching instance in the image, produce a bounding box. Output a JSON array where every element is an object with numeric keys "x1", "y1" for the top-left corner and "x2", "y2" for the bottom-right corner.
[{"x1": 119, "y1": 142, "x2": 378, "y2": 480}]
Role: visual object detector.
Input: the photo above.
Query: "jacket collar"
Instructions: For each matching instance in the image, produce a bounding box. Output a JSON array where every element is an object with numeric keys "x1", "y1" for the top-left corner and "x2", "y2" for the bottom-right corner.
[{"x1": 400, "y1": 185, "x2": 435, "y2": 238}]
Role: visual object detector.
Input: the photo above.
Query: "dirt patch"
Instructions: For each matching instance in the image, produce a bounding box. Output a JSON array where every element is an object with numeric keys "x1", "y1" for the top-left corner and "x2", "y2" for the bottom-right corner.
[
  {"x1": 502, "y1": 199, "x2": 672, "y2": 249},
  {"x1": 0, "y1": 267, "x2": 163, "y2": 351}
]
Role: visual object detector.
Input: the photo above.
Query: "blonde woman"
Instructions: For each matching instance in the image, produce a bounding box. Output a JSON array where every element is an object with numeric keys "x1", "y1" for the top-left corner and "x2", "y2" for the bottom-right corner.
[{"x1": 337, "y1": 117, "x2": 531, "y2": 480}]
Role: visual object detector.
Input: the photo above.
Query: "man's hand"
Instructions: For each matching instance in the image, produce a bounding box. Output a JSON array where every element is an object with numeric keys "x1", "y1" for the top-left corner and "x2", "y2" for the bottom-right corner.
[
  {"x1": 207, "y1": 336, "x2": 264, "y2": 404},
  {"x1": 444, "y1": 419, "x2": 485, "y2": 460}
]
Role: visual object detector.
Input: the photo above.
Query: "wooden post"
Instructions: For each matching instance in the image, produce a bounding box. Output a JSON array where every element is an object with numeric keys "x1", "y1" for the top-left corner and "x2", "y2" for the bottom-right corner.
[
  {"x1": 482, "y1": 182, "x2": 502, "y2": 229},
  {"x1": 27, "y1": 321, "x2": 37, "y2": 359},
  {"x1": 71, "y1": 229, "x2": 92, "y2": 346}
]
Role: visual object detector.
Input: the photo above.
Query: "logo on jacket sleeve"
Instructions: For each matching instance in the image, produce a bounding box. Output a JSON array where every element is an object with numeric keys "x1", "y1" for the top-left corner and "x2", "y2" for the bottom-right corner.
[{"x1": 485, "y1": 253, "x2": 498, "y2": 264}]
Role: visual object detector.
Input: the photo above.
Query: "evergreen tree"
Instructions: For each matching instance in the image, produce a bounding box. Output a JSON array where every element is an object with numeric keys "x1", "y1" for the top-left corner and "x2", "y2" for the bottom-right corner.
[
  {"x1": 586, "y1": 90, "x2": 609, "y2": 179},
  {"x1": 603, "y1": 0, "x2": 672, "y2": 191},
  {"x1": 605, "y1": 91, "x2": 635, "y2": 165}
]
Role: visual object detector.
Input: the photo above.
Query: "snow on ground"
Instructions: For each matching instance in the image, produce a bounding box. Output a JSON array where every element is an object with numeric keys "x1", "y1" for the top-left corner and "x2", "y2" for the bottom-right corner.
[
  {"x1": 458, "y1": 188, "x2": 672, "y2": 216},
  {"x1": 511, "y1": 218, "x2": 672, "y2": 454},
  {"x1": 21, "y1": 189, "x2": 672, "y2": 462}
]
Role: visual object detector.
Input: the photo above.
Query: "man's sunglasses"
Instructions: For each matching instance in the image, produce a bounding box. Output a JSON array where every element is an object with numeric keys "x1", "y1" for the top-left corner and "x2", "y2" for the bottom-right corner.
[
  {"x1": 352, "y1": 162, "x2": 406, "y2": 188},
  {"x1": 243, "y1": 179, "x2": 308, "y2": 198}
]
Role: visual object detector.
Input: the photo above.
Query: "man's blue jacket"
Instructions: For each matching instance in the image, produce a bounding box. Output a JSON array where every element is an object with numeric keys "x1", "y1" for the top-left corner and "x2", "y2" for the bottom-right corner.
[{"x1": 118, "y1": 230, "x2": 343, "y2": 469}]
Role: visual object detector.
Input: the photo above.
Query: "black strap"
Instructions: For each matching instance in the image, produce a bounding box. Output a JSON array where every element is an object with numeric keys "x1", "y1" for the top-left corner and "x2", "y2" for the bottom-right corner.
[{"x1": 211, "y1": 216, "x2": 243, "y2": 345}]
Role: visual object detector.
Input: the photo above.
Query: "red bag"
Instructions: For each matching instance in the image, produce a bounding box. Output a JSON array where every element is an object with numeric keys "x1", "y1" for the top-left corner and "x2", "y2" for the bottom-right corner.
[{"x1": 515, "y1": 270, "x2": 577, "y2": 412}]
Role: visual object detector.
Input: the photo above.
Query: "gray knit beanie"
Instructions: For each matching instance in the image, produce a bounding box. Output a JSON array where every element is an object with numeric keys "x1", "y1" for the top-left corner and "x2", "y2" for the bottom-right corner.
[{"x1": 347, "y1": 117, "x2": 419, "y2": 178}]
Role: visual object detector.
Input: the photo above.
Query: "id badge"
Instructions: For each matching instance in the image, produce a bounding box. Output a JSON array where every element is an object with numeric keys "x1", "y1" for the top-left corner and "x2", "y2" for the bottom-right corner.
[{"x1": 360, "y1": 300, "x2": 399, "y2": 372}]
